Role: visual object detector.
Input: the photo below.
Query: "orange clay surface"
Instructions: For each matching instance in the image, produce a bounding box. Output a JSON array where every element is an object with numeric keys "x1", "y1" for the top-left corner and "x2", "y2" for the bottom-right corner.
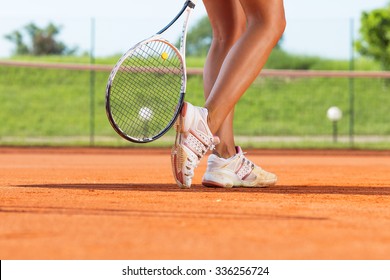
[{"x1": 0, "y1": 147, "x2": 390, "y2": 260}]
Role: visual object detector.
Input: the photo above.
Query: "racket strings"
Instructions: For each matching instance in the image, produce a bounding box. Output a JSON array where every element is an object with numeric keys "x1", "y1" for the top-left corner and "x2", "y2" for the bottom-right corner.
[
  {"x1": 109, "y1": 40, "x2": 185, "y2": 140},
  {"x1": 113, "y1": 44, "x2": 182, "y2": 134}
]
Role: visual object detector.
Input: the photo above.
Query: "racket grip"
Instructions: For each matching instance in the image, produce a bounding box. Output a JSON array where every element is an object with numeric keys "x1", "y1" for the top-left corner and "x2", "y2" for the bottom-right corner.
[{"x1": 187, "y1": 0, "x2": 197, "y2": 8}]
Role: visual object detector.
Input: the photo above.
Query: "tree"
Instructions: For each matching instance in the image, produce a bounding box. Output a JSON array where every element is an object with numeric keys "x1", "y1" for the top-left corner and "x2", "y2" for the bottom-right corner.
[
  {"x1": 355, "y1": 5, "x2": 390, "y2": 70},
  {"x1": 186, "y1": 16, "x2": 212, "y2": 56},
  {"x1": 4, "y1": 31, "x2": 29, "y2": 55},
  {"x1": 4, "y1": 22, "x2": 77, "y2": 56}
]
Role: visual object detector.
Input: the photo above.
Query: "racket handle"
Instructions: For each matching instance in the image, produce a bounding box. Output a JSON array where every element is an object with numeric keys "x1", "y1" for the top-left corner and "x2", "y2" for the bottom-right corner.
[
  {"x1": 158, "y1": 1, "x2": 196, "y2": 35},
  {"x1": 186, "y1": 0, "x2": 197, "y2": 8}
]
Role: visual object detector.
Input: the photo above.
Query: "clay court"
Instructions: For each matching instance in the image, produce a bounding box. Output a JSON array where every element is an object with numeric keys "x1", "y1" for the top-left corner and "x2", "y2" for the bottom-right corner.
[{"x1": 1, "y1": 147, "x2": 389, "y2": 260}]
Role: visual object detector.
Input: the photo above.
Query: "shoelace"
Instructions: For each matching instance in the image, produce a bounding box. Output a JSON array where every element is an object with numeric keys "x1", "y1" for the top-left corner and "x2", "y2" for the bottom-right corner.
[
  {"x1": 183, "y1": 133, "x2": 219, "y2": 178},
  {"x1": 236, "y1": 153, "x2": 255, "y2": 180},
  {"x1": 184, "y1": 152, "x2": 198, "y2": 177}
]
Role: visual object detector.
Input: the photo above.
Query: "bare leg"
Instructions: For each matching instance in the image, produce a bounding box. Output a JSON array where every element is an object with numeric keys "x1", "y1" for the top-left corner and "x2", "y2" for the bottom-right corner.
[
  {"x1": 170, "y1": 0, "x2": 285, "y2": 188},
  {"x1": 204, "y1": 0, "x2": 286, "y2": 137},
  {"x1": 203, "y1": 0, "x2": 246, "y2": 158}
]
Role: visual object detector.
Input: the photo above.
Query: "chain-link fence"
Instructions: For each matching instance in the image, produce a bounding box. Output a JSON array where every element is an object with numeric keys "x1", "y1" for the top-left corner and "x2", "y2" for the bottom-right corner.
[{"x1": 1, "y1": 61, "x2": 389, "y2": 148}]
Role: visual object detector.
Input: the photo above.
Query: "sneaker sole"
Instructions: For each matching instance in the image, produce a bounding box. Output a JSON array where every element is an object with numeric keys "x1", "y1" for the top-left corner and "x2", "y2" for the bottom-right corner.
[
  {"x1": 202, "y1": 174, "x2": 277, "y2": 188},
  {"x1": 171, "y1": 102, "x2": 190, "y2": 189},
  {"x1": 202, "y1": 179, "x2": 234, "y2": 188},
  {"x1": 202, "y1": 180, "x2": 276, "y2": 188},
  {"x1": 171, "y1": 146, "x2": 187, "y2": 188}
]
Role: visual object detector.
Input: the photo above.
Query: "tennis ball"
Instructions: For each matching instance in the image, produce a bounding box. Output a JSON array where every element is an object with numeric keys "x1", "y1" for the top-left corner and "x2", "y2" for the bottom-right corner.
[
  {"x1": 161, "y1": 52, "x2": 168, "y2": 60},
  {"x1": 139, "y1": 107, "x2": 153, "y2": 121}
]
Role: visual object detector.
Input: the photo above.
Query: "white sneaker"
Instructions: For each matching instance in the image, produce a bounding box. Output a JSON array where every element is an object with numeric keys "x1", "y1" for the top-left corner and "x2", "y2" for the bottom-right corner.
[
  {"x1": 202, "y1": 146, "x2": 277, "y2": 188},
  {"x1": 171, "y1": 102, "x2": 220, "y2": 188}
]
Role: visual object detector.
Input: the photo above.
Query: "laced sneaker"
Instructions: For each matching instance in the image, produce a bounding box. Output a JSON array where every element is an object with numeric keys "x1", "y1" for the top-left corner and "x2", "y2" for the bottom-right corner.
[
  {"x1": 202, "y1": 146, "x2": 277, "y2": 188},
  {"x1": 171, "y1": 102, "x2": 220, "y2": 188}
]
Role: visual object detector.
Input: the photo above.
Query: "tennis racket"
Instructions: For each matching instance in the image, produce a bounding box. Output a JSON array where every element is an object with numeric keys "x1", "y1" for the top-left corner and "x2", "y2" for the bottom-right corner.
[{"x1": 105, "y1": 0, "x2": 197, "y2": 143}]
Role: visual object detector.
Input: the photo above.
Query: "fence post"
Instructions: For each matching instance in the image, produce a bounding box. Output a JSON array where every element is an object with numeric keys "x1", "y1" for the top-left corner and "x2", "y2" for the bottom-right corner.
[
  {"x1": 90, "y1": 17, "x2": 96, "y2": 146},
  {"x1": 349, "y1": 18, "x2": 355, "y2": 147}
]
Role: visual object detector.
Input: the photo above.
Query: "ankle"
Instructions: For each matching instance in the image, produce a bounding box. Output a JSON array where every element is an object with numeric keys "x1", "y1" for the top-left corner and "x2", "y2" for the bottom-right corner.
[
  {"x1": 206, "y1": 112, "x2": 216, "y2": 135},
  {"x1": 213, "y1": 145, "x2": 236, "y2": 159}
]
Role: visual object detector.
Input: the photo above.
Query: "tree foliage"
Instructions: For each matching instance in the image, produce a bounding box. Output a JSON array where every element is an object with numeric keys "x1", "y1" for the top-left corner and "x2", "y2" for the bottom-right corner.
[
  {"x1": 186, "y1": 16, "x2": 213, "y2": 56},
  {"x1": 5, "y1": 22, "x2": 77, "y2": 56},
  {"x1": 355, "y1": 5, "x2": 390, "y2": 70}
]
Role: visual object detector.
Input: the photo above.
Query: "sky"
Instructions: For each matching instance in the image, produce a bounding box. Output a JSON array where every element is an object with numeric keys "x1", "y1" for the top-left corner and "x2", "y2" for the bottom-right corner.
[{"x1": 0, "y1": 0, "x2": 389, "y2": 59}]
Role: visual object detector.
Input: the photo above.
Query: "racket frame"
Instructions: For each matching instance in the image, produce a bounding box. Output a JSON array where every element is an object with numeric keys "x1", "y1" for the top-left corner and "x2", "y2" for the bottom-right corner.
[{"x1": 105, "y1": 0, "x2": 197, "y2": 143}]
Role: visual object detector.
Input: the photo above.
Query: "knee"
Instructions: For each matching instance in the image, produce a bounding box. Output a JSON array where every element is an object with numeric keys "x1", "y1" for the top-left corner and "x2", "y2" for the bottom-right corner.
[
  {"x1": 276, "y1": 15, "x2": 287, "y2": 40},
  {"x1": 211, "y1": 18, "x2": 246, "y2": 48},
  {"x1": 248, "y1": 10, "x2": 286, "y2": 46},
  {"x1": 273, "y1": 15, "x2": 287, "y2": 40}
]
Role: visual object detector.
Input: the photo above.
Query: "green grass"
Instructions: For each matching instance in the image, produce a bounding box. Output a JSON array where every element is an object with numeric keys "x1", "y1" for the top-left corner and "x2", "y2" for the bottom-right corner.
[
  {"x1": 0, "y1": 51, "x2": 389, "y2": 148},
  {"x1": 8, "y1": 48, "x2": 382, "y2": 71},
  {"x1": 265, "y1": 49, "x2": 382, "y2": 70}
]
